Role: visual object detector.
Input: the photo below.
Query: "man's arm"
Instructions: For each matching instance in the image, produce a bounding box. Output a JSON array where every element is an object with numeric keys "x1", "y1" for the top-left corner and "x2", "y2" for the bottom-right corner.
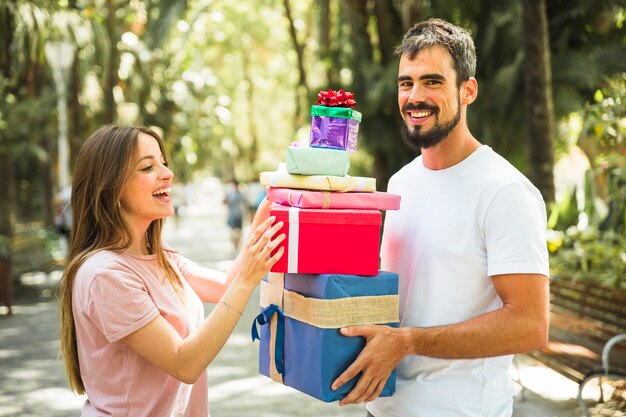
[{"x1": 332, "y1": 273, "x2": 549, "y2": 406}]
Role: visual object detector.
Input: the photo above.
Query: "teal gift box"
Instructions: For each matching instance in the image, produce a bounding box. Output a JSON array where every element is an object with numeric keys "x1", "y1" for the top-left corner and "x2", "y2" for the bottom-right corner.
[
  {"x1": 285, "y1": 146, "x2": 350, "y2": 176},
  {"x1": 310, "y1": 105, "x2": 362, "y2": 152}
]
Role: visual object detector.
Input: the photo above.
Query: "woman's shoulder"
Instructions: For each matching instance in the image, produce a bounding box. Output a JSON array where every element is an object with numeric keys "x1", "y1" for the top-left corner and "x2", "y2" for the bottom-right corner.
[{"x1": 76, "y1": 250, "x2": 135, "y2": 279}]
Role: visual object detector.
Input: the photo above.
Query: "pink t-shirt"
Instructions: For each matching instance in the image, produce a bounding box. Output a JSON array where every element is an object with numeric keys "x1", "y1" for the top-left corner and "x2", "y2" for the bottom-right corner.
[{"x1": 72, "y1": 249, "x2": 209, "y2": 417}]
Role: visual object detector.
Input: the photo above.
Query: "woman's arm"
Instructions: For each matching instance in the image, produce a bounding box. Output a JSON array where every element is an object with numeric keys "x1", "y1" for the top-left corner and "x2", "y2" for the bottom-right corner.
[{"x1": 122, "y1": 215, "x2": 285, "y2": 384}]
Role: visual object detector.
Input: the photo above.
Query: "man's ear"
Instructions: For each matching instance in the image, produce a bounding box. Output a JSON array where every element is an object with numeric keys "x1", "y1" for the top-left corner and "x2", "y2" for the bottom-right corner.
[{"x1": 461, "y1": 77, "x2": 478, "y2": 105}]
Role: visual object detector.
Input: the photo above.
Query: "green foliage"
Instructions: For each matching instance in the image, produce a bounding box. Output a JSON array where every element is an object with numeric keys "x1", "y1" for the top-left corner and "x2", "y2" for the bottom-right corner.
[
  {"x1": 547, "y1": 188, "x2": 580, "y2": 231},
  {"x1": 548, "y1": 227, "x2": 626, "y2": 290},
  {"x1": 549, "y1": 72, "x2": 626, "y2": 286},
  {"x1": 581, "y1": 74, "x2": 626, "y2": 157},
  {"x1": 599, "y1": 166, "x2": 626, "y2": 232},
  {"x1": 2, "y1": 0, "x2": 626, "y2": 237}
]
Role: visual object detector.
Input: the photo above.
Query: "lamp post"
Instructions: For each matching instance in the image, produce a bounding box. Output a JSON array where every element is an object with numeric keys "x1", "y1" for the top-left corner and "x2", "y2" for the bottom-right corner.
[{"x1": 45, "y1": 40, "x2": 76, "y2": 191}]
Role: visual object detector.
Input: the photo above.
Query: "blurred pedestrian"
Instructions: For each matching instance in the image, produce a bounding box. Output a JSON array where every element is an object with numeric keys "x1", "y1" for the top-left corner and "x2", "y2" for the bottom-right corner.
[
  {"x1": 244, "y1": 181, "x2": 267, "y2": 223},
  {"x1": 59, "y1": 125, "x2": 285, "y2": 417},
  {"x1": 223, "y1": 179, "x2": 246, "y2": 252}
]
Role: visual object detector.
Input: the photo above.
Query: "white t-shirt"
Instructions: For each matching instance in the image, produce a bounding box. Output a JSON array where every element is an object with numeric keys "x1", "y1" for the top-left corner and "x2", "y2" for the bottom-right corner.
[
  {"x1": 368, "y1": 145, "x2": 549, "y2": 417},
  {"x1": 73, "y1": 249, "x2": 209, "y2": 417}
]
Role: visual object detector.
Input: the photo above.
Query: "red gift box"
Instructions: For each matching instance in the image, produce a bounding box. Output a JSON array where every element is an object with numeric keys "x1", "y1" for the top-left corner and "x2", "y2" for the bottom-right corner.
[{"x1": 270, "y1": 205, "x2": 381, "y2": 276}]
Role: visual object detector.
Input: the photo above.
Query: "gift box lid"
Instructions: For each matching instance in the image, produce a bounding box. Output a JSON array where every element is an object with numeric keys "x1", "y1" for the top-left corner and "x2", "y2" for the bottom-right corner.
[
  {"x1": 270, "y1": 205, "x2": 381, "y2": 226},
  {"x1": 260, "y1": 169, "x2": 376, "y2": 192},
  {"x1": 311, "y1": 105, "x2": 362, "y2": 122},
  {"x1": 267, "y1": 187, "x2": 400, "y2": 210},
  {"x1": 283, "y1": 271, "x2": 399, "y2": 300},
  {"x1": 285, "y1": 146, "x2": 350, "y2": 177}
]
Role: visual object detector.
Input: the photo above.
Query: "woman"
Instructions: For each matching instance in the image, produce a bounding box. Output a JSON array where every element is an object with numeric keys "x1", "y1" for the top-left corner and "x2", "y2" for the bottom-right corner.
[{"x1": 59, "y1": 125, "x2": 285, "y2": 416}]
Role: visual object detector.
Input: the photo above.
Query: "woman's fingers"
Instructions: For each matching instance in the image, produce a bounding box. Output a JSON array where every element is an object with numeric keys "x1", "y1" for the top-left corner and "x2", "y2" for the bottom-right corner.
[
  {"x1": 251, "y1": 219, "x2": 284, "y2": 250},
  {"x1": 247, "y1": 216, "x2": 277, "y2": 247},
  {"x1": 245, "y1": 218, "x2": 285, "y2": 266},
  {"x1": 265, "y1": 246, "x2": 285, "y2": 267},
  {"x1": 260, "y1": 232, "x2": 285, "y2": 263}
]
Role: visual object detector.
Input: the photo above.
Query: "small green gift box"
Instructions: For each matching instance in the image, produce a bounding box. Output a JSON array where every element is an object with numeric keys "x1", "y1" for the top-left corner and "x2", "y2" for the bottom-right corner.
[
  {"x1": 310, "y1": 105, "x2": 362, "y2": 121},
  {"x1": 285, "y1": 146, "x2": 350, "y2": 177}
]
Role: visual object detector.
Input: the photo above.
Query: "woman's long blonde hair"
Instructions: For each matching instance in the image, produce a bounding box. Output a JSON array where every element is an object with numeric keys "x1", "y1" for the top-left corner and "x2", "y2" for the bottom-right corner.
[{"x1": 59, "y1": 125, "x2": 182, "y2": 394}]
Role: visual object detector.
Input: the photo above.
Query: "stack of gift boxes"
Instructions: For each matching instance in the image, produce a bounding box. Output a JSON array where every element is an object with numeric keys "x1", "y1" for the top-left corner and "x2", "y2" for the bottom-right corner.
[{"x1": 251, "y1": 90, "x2": 402, "y2": 402}]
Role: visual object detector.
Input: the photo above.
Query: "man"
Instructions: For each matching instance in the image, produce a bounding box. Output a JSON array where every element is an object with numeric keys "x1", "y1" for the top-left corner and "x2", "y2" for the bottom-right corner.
[{"x1": 331, "y1": 18, "x2": 550, "y2": 417}]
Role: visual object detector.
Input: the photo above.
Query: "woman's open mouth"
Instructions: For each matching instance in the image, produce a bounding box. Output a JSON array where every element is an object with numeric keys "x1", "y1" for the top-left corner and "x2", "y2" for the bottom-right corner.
[{"x1": 152, "y1": 187, "x2": 172, "y2": 202}]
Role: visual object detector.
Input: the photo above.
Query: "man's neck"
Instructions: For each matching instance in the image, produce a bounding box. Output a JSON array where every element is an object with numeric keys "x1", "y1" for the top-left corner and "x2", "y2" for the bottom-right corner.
[{"x1": 421, "y1": 128, "x2": 481, "y2": 170}]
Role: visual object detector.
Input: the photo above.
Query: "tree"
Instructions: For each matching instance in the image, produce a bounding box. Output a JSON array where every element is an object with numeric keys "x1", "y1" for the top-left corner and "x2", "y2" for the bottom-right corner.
[
  {"x1": 522, "y1": 0, "x2": 556, "y2": 203},
  {"x1": 0, "y1": 0, "x2": 57, "y2": 235},
  {"x1": 282, "y1": 0, "x2": 309, "y2": 123}
]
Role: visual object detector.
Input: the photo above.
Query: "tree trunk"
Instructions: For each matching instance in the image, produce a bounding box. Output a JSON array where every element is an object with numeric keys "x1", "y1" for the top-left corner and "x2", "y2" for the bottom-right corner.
[
  {"x1": 241, "y1": 48, "x2": 259, "y2": 177},
  {"x1": 32, "y1": 59, "x2": 55, "y2": 227},
  {"x1": 372, "y1": 0, "x2": 395, "y2": 66},
  {"x1": 0, "y1": 156, "x2": 15, "y2": 237},
  {"x1": 69, "y1": 0, "x2": 85, "y2": 159},
  {"x1": 104, "y1": 0, "x2": 118, "y2": 123},
  {"x1": 318, "y1": 0, "x2": 332, "y2": 86},
  {"x1": 282, "y1": 0, "x2": 308, "y2": 125},
  {"x1": 399, "y1": 0, "x2": 423, "y2": 32},
  {"x1": 522, "y1": 0, "x2": 556, "y2": 203},
  {"x1": 0, "y1": 5, "x2": 15, "y2": 237}
]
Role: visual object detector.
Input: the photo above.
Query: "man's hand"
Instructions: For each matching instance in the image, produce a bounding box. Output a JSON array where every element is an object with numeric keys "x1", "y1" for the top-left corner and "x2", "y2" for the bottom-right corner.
[{"x1": 332, "y1": 324, "x2": 407, "y2": 406}]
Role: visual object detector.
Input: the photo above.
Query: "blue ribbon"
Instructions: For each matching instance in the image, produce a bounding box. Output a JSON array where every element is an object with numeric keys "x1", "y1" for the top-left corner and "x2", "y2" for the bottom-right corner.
[{"x1": 251, "y1": 304, "x2": 285, "y2": 375}]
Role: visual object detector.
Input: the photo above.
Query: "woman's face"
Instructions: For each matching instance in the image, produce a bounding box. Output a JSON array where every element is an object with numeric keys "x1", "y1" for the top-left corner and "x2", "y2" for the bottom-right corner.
[{"x1": 119, "y1": 132, "x2": 174, "y2": 227}]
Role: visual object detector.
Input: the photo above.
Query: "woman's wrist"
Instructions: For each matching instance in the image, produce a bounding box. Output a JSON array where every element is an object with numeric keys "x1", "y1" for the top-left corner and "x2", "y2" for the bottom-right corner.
[
  {"x1": 219, "y1": 298, "x2": 243, "y2": 316},
  {"x1": 224, "y1": 277, "x2": 256, "y2": 304}
]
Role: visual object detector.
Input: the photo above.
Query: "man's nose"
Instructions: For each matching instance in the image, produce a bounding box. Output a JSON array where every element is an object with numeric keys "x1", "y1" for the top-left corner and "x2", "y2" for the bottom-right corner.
[{"x1": 407, "y1": 85, "x2": 427, "y2": 104}]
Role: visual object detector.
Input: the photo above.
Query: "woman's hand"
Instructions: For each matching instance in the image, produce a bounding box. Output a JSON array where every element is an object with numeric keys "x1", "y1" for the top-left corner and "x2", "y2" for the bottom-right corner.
[{"x1": 236, "y1": 215, "x2": 285, "y2": 288}]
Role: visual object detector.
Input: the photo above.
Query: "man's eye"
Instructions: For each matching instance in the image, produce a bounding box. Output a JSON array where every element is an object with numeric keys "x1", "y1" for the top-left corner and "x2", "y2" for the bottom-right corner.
[
  {"x1": 140, "y1": 165, "x2": 153, "y2": 172},
  {"x1": 163, "y1": 162, "x2": 169, "y2": 168}
]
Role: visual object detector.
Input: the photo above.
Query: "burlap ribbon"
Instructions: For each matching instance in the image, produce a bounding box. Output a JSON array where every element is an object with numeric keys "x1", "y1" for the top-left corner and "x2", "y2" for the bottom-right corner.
[
  {"x1": 322, "y1": 191, "x2": 331, "y2": 209},
  {"x1": 288, "y1": 190, "x2": 332, "y2": 208},
  {"x1": 252, "y1": 272, "x2": 399, "y2": 383}
]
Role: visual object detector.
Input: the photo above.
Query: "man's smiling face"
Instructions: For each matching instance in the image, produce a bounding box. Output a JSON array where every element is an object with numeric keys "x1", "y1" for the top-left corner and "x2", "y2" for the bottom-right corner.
[{"x1": 397, "y1": 46, "x2": 462, "y2": 150}]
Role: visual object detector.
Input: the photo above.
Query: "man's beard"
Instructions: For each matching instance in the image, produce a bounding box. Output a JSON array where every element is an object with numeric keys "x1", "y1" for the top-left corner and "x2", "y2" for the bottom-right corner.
[{"x1": 401, "y1": 97, "x2": 461, "y2": 151}]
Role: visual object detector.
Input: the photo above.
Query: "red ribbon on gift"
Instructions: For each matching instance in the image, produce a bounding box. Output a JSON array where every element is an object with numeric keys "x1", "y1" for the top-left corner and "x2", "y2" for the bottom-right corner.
[{"x1": 315, "y1": 89, "x2": 357, "y2": 108}]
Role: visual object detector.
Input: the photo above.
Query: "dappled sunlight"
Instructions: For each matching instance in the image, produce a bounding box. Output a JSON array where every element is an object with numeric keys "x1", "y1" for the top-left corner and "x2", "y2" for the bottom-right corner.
[
  {"x1": 517, "y1": 365, "x2": 579, "y2": 401},
  {"x1": 546, "y1": 342, "x2": 598, "y2": 361},
  {"x1": 208, "y1": 365, "x2": 250, "y2": 378},
  {"x1": 24, "y1": 388, "x2": 85, "y2": 410},
  {"x1": 209, "y1": 375, "x2": 279, "y2": 401},
  {"x1": 254, "y1": 381, "x2": 300, "y2": 397},
  {"x1": 224, "y1": 333, "x2": 251, "y2": 346}
]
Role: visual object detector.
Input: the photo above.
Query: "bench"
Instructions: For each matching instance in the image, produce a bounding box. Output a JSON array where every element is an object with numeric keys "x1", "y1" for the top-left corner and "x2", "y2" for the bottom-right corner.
[
  {"x1": 526, "y1": 276, "x2": 626, "y2": 415},
  {"x1": 0, "y1": 225, "x2": 66, "y2": 313}
]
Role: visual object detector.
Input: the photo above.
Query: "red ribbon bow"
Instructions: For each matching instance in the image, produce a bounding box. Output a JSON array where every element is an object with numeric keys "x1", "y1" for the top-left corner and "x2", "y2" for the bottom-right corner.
[{"x1": 315, "y1": 89, "x2": 357, "y2": 108}]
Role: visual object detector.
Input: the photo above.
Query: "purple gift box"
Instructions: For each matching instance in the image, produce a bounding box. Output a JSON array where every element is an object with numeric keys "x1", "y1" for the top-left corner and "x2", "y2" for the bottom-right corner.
[{"x1": 309, "y1": 105, "x2": 361, "y2": 152}]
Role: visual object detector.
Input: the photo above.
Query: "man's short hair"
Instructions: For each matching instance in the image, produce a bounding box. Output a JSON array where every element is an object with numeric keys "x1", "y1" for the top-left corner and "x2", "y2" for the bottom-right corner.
[{"x1": 395, "y1": 18, "x2": 476, "y2": 87}]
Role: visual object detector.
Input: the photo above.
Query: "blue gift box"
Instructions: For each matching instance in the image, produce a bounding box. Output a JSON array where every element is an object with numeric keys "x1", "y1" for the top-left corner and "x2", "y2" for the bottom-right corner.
[{"x1": 252, "y1": 271, "x2": 399, "y2": 402}]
